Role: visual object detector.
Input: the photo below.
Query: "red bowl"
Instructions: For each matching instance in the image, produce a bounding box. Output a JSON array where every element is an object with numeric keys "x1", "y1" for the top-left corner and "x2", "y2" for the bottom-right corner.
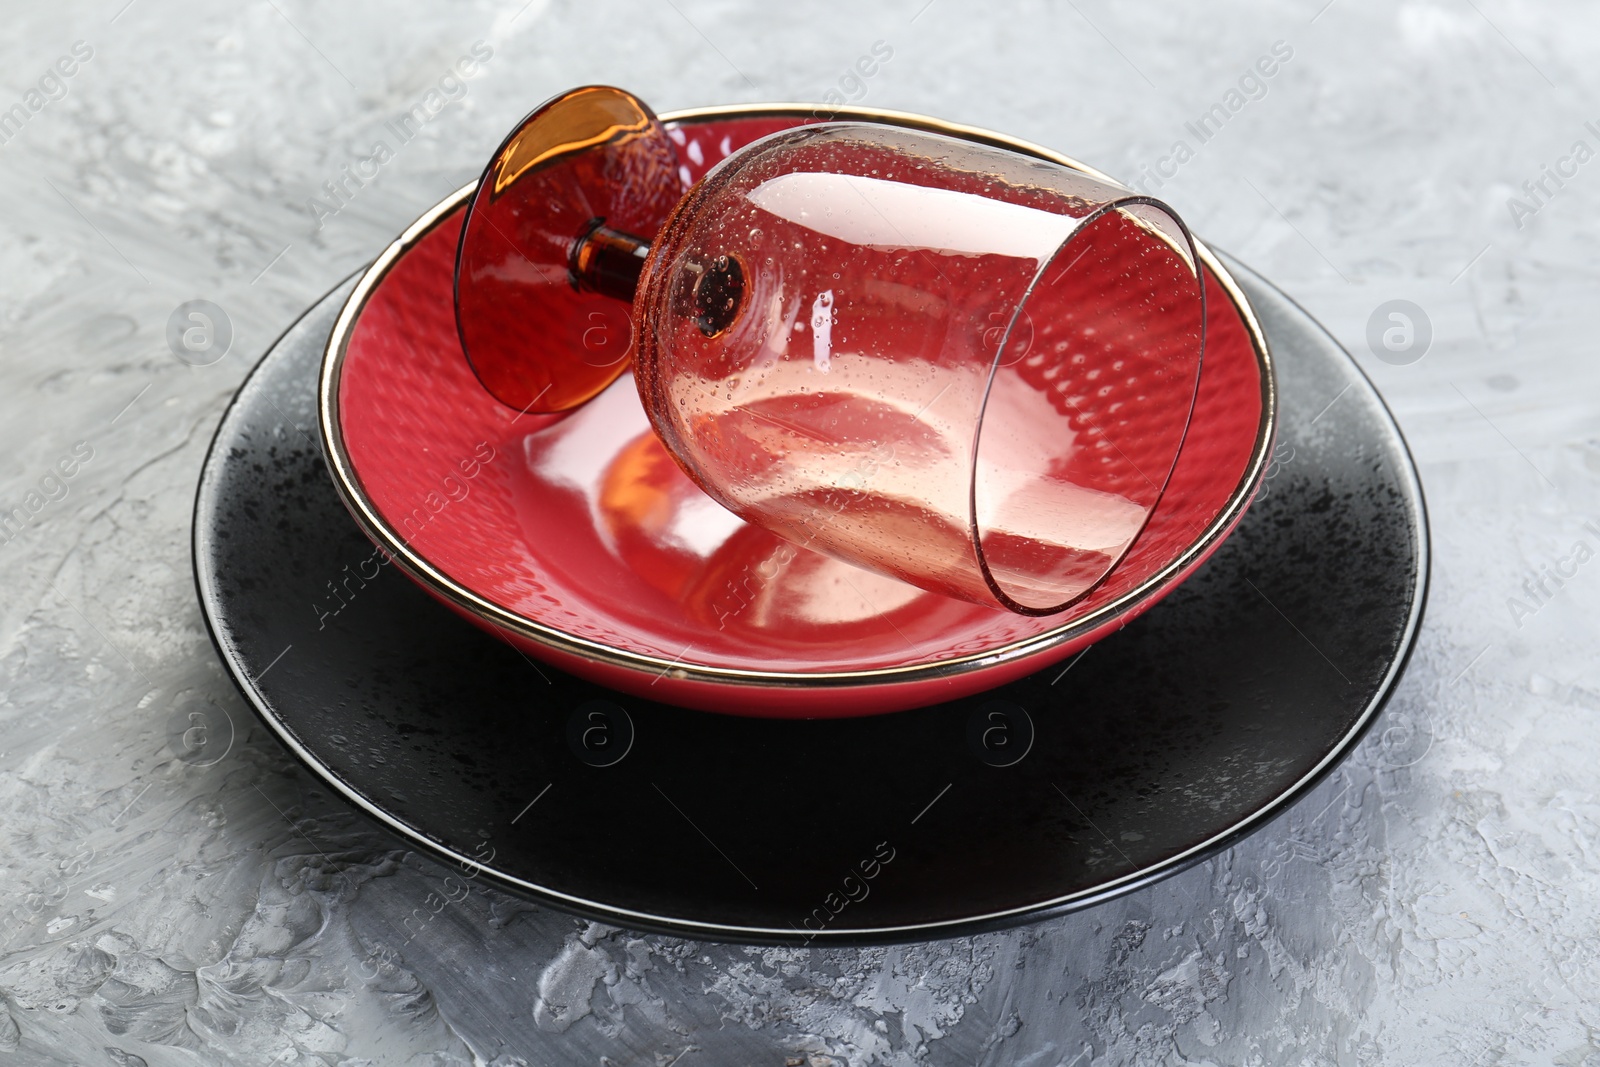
[{"x1": 318, "y1": 105, "x2": 1276, "y2": 717}]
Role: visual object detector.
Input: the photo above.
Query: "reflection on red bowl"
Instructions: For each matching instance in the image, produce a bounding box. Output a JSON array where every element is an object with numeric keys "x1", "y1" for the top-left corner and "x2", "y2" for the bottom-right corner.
[{"x1": 318, "y1": 105, "x2": 1275, "y2": 718}]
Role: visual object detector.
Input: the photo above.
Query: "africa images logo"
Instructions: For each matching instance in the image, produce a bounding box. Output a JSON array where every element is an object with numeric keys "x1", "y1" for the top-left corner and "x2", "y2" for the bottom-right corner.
[
  {"x1": 305, "y1": 41, "x2": 493, "y2": 231},
  {"x1": 1129, "y1": 40, "x2": 1294, "y2": 195},
  {"x1": 0, "y1": 40, "x2": 93, "y2": 147}
]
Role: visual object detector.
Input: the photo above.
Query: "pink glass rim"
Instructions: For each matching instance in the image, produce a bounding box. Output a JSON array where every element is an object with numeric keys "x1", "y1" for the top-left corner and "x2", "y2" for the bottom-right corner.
[{"x1": 972, "y1": 193, "x2": 1205, "y2": 615}]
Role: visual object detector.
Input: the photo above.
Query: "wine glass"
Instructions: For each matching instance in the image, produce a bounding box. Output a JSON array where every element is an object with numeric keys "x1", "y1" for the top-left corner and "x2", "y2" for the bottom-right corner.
[{"x1": 454, "y1": 86, "x2": 1205, "y2": 615}]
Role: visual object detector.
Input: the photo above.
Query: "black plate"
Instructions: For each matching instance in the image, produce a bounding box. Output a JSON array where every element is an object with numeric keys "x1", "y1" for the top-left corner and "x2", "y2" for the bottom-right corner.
[{"x1": 193, "y1": 252, "x2": 1427, "y2": 944}]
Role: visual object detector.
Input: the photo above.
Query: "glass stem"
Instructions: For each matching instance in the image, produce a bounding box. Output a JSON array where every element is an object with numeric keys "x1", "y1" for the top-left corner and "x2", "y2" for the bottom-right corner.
[{"x1": 571, "y1": 222, "x2": 651, "y2": 302}]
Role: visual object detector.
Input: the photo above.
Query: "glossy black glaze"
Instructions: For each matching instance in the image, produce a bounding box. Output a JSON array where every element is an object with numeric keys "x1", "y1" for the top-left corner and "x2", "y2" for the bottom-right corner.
[{"x1": 193, "y1": 253, "x2": 1427, "y2": 944}]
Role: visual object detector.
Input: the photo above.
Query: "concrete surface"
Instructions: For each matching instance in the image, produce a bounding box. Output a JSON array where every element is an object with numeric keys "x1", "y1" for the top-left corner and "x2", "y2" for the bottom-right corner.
[{"x1": 2, "y1": 1, "x2": 1598, "y2": 1063}]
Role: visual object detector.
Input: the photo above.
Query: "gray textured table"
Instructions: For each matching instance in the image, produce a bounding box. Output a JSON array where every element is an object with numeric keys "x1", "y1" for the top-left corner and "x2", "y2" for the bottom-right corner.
[{"x1": 2, "y1": 2, "x2": 1595, "y2": 1063}]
